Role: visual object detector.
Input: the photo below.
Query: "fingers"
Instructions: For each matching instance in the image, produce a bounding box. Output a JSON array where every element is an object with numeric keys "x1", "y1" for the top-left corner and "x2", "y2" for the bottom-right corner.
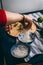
[
  {"x1": 23, "y1": 15, "x2": 32, "y2": 30},
  {"x1": 24, "y1": 15, "x2": 33, "y2": 20},
  {"x1": 5, "y1": 24, "x2": 12, "y2": 33}
]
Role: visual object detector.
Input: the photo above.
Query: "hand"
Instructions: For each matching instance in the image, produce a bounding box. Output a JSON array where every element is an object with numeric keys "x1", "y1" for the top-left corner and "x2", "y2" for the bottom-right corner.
[
  {"x1": 5, "y1": 24, "x2": 12, "y2": 34},
  {"x1": 21, "y1": 15, "x2": 32, "y2": 30}
]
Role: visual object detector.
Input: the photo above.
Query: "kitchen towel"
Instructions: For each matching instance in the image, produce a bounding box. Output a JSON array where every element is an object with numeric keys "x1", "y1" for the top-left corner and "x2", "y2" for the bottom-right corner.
[{"x1": 24, "y1": 12, "x2": 43, "y2": 62}]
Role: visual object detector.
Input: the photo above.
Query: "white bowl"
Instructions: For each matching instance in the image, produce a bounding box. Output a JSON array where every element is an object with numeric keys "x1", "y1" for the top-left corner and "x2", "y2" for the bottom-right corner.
[
  {"x1": 18, "y1": 31, "x2": 35, "y2": 43},
  {"x1": 11, "y1": 44, "x2": 29, "y2": 58}
]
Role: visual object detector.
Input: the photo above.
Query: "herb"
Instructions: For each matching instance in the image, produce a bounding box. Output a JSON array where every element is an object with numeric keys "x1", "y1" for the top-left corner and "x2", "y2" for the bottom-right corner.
[
  {"x1": 17, "y1": 24, "x2": 23, "y2": 30},
  {"x1": 14, "y1": 23, "x2": 18, "y2": 27},
  {"x1": 37, "y1": 17, "x2": 43, "y2": 23}
]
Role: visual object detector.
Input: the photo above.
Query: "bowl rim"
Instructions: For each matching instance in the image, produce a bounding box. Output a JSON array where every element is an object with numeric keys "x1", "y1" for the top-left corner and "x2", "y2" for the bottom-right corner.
[{"x1": 10, "y1": 43, "x2": 30, "y2": 58}]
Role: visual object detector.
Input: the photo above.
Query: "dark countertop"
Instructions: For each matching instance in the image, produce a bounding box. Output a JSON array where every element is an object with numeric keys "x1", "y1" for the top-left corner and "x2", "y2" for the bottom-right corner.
[{"x1": 0, "y1": 10, "x2": 43, "y2": 65}]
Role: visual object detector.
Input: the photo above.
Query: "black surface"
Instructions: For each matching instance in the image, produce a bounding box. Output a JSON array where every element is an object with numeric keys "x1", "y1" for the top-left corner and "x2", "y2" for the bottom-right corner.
[
  {"x1": 0, "y1": 26, "x2": 43, "y2": 65},
  {"x1": 28, "y1": 54, "x2": 43, "y2": 65},
  {"x1": 21, "y1": 10, "x2": 43, "y2": 14},
  {"x1": 0, "y1": 9, "x2": 43, "y2": 65}
]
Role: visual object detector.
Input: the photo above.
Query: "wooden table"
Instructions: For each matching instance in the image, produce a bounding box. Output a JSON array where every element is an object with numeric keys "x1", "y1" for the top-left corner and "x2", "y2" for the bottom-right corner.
[{"x1": 17, "y1": 63, "x2": 31, "y2": 65}]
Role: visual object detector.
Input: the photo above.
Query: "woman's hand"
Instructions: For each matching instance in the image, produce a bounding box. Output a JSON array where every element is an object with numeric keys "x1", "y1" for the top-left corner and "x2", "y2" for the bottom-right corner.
[
  {"x1": 21, "y1": 15, "x2": 33, "y2": 30},
  {"x1": 5, "y1": 24, "x2": 12, "y2": 34}
]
